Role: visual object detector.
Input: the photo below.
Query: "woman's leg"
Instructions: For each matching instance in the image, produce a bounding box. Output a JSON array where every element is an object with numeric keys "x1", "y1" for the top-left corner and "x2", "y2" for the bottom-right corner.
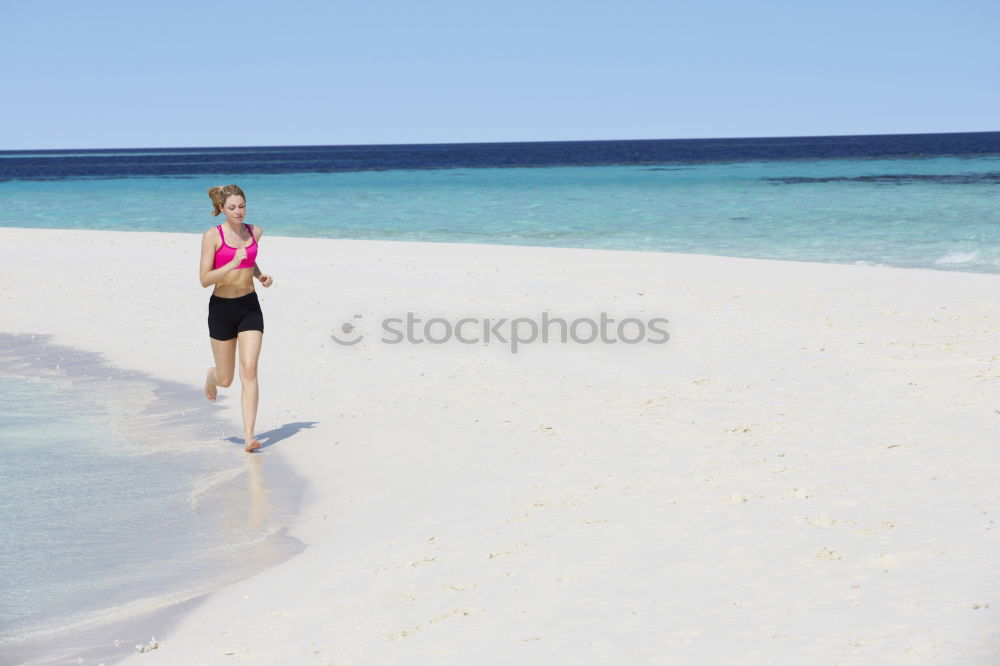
[
  {"x1": 205, "y1": 337, "x2": 238, "y2": 401},
  {"x1": 236, "y1": 329, "x2": 263, "y2": 452}
]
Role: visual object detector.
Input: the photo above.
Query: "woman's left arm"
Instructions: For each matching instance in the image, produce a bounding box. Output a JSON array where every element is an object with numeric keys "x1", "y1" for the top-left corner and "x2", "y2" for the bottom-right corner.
[
  {"x1": 252, "y1": 226, "x2": 273, "y2": 287},
  {"x1": 254, "y1": 263, "x2": 274, "y2": 287}
]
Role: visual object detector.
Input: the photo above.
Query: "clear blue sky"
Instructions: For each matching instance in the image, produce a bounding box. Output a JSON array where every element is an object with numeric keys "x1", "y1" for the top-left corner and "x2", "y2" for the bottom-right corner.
[{"x1": 2, "y1": 0, "x2": 997, "y2": 150}]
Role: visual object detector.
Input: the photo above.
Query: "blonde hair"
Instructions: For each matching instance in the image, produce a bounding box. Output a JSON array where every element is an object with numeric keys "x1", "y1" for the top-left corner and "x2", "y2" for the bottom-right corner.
[{"x1": 208, "y1": 184, "x2": 246, "y2": 216}]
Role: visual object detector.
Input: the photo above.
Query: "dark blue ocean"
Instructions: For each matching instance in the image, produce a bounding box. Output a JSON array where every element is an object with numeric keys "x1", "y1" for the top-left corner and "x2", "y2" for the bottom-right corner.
[{"x1": 3, "y1": 132, "x2": 1000, "y2": 179}]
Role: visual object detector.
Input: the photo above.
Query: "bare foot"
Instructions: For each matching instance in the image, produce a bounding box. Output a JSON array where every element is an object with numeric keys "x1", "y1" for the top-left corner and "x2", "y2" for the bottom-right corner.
[
  {"x1": 245, "y1": 437, "x2": 261, "y2": 453},
  {"x1": 204, "y1": 368, "x2": 217, "y2": 402}
]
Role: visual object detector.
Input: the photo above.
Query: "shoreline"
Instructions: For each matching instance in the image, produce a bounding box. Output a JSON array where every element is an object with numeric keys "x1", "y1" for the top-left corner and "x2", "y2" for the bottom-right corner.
[
  {"x1": 5, "y1": 222, "x2": 1000, "y2": 278},
  {"x1": 3, "y1": 227, "x2": 999, "y2": 663},
  {"x1": 0, "y1": 332, "x2": 307, "y2": 666}
]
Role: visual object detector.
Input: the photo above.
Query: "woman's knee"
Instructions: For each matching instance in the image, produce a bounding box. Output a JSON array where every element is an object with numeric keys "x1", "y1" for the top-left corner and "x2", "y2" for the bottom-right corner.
[
  {"x1": 213, "y1": 363, "x2": 236, "y2": 388},
  {"x1": 239, "y1": 362, "x2": 258, "y2": 382}
]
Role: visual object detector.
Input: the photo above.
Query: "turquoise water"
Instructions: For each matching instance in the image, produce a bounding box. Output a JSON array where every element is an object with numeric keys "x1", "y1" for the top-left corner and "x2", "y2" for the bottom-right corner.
[
  {"x1": 2, "y1": 155, "x2": 999, "y2": 272},
  {"x1": 0, "y1": 335, "x2": 303, "y2": 664}
]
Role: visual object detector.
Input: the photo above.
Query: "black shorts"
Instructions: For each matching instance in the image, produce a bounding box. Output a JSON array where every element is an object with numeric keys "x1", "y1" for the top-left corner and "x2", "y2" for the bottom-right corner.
[{"x1": 208, "y1": 291, "x2": 264, "y2": 341}]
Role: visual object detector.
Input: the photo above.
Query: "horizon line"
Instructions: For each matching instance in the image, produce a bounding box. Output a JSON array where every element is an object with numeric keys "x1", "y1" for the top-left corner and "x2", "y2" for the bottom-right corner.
[{"x1": 3, "y1": 129, "x2": 999, "y2": 154}]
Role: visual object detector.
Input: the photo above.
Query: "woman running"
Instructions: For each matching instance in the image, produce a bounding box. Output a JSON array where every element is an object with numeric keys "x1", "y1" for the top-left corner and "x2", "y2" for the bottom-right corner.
[{"x1": 199, "y1": 184, "x2": 273, "y2": 452}]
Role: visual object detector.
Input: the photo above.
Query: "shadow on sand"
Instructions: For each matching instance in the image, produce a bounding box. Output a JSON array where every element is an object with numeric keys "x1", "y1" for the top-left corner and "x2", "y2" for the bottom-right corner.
[{"x1": 224, "y1": 420, "x2": 320, "y2": 451}]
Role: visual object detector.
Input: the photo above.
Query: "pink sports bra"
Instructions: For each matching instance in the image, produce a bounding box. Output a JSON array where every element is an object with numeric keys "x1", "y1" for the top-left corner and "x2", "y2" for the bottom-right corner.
[{"x1": 214, "y1": 223, "x2": 258, "y2": 270}]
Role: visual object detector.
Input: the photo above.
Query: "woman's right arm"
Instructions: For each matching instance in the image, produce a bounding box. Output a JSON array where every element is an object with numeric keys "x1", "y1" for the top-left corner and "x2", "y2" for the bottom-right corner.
[{"x1": 199, "y1": 229, "x2": 243, "y2": 288}]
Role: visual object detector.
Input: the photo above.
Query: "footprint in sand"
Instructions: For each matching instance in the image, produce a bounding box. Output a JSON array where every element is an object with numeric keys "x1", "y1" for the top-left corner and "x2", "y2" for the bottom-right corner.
[{"x1": 488, "y1": 541, "x2": 529, "y2": 559}]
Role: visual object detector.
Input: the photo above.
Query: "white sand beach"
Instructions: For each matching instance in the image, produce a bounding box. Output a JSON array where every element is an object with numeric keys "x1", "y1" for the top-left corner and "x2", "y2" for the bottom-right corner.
[{"x1": 1, "y1": 226, "x2": 998, "y2": 665}]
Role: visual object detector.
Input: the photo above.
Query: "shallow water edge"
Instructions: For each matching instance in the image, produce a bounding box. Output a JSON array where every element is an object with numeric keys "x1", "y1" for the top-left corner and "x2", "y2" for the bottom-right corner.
[{"x1": 0, "y1": 332, "x2": 307, "y2": 666}]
